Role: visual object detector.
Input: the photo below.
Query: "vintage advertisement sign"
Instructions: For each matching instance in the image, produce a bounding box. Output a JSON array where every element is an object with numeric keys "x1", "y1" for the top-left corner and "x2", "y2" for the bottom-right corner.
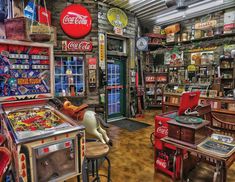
[
  {"x1": 114, "y1": 27, "x2": 123, "y2": 36},
  {"x1": 136, "y1": 37, "x2": 148, "y2": 51},
  {"x1": 60, "y1": 4, "x2": 92, "y2": 38},
  {"x1": 107, "y1": 8, "x2": 128, "y2": 28},
  {"x1": 62, "y1": 40, "x2": 93, "y2": 52},
  {"x1": 98, "y1": 33, "x2": 106, "y2": 69},
  {"x1": 195, "y1": 20, "x2": 217, "y2": 30},
  {"x1": 88, "y1": 57, "x2": 97, "y2": 69}
]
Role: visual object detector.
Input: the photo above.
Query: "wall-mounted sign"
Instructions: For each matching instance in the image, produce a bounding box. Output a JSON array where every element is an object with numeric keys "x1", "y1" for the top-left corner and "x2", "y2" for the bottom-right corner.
[
  {"x1": 145, "y1": 76, "x2": 155, "y2": 82},
  {"x1": 136, "y1": 37, "x2": 148, "y2": 51},
  {"x1": 98, "y1": 33, "x2": 105, "y2": 70},
  {"x1": 114, "y1": 27, "x2": 123, "y2": 36},
  {"x1": 195, "y1": 20, "x2": 217, "y2": 30},
  {"x1": 107, "y1": 8, "x2": 128, "y2": 28},
  {"x1": 62, "y1": 40, "x2": 93, "y2": 52},
  {"x1": 88, "y1": 57, "x2": 97, "y2": 69},
  {"x1": 60, "y1": 4, "x2": 92, "y2": 38},
  {"x1": 224, "y1": 8, "x2": 235, "y2": 33}
]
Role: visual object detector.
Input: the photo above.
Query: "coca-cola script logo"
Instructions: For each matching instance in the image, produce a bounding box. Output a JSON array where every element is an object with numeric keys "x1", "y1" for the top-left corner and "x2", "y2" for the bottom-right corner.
[
  {"x1": 156, "y1": 126, "x2": 168, "y2": 137},
  {"x1": 60, "y1": 4, "x2": 92, "y2": 38},
  {"x1": 156, "y1": 159, "x2": 167, "y2": 169},
  {"x1": 62, "y1": 41, "x2": 93, "y2": 52}
]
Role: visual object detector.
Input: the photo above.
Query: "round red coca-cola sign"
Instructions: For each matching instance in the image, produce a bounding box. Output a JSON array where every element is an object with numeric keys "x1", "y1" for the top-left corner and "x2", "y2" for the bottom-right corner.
[{"x1": 60, "y1": 4, "x2": 92, "y2": 38}]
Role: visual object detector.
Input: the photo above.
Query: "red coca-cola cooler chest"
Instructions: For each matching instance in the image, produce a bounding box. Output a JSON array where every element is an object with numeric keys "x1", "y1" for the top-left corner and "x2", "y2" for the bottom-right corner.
[
  {"x1": 154, "y1": 111, "x2": 182, "y2": 180},
  {"x1": 154, "y1": 92, "x2": 200, "y2": 179}
]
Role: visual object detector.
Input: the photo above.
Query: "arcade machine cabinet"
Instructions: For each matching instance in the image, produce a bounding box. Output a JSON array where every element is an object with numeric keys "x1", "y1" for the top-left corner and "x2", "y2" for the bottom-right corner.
[
  {"x1": 0, "y1": 40, "x2": 85, "y2": 182},
  {"x1": 154, "y1": 91, "x2": 201, "y2": 179}
]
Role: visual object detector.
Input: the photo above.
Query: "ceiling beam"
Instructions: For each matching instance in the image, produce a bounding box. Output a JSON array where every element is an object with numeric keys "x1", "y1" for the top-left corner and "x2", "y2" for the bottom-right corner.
[{"x1": 129, "y1": 0, "x2": 164, "y2": 12}]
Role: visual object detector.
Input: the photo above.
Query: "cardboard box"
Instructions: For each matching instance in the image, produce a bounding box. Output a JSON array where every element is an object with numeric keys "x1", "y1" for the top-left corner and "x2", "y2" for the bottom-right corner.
[{"x1": 165, "y1": 23, "x2": 180, "y2": 34}]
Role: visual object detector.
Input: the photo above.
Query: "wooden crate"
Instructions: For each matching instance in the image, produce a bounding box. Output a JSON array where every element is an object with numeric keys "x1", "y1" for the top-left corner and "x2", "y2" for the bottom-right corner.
[{"x1": 4, "y1": 17, "x2": 31, "y2": 41}]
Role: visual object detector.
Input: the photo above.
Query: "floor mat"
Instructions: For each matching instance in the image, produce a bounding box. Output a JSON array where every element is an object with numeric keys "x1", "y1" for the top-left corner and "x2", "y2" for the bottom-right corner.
[{"x1": 110, "y1": 119, "x2": 151, "y2": 131}]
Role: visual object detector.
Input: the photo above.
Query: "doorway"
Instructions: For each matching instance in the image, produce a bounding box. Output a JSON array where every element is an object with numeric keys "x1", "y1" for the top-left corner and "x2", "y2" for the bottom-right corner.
[{"x1": 107, "y1": 57, "x2": 126, "y2": 120}]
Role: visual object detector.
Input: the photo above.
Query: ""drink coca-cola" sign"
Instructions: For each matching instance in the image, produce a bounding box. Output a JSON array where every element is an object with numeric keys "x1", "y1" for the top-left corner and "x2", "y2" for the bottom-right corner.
[
  {"x1": 60, "y1": 4, "x2": 92, "y2": 38},
  {"x1": 62, "y1": 40, "x2": 93, "y2": 52}
]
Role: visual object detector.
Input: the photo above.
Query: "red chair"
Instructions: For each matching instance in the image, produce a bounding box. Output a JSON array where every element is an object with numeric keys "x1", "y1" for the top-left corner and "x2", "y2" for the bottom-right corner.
[{"x1": 0, "y1": 147, "x2": 11, "y2": 182}]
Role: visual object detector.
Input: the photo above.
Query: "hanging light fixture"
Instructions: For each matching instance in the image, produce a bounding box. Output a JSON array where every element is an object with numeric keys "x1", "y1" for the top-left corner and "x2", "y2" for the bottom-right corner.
[{"x1": 176, "y1": 0, "x2": 188, "y2": 10}]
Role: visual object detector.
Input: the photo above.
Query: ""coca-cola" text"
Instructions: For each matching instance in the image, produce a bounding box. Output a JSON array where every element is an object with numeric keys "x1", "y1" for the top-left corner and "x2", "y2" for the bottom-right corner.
[{"x1": 63, "y1": 14, "x2": 88, "y2": 25}]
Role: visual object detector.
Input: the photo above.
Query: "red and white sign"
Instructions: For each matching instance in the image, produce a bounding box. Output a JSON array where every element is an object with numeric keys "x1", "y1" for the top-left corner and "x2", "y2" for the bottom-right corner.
[
  {"x1": 62, "y1": 40, "x2": 93, "y2": 52},
  {"x1": 88, "y1": 58, "x2": 97, "y2": 69},
  {"x1": 145, "y1": 76, "x2": 155, "y2": 82},
  {"x1": 38, "y1": 6, "x2": 51, "y2": 25},
  {"x1": 60, "y1": 4, "x2": 92, "y2": 38},
  {"x1": 114, "y1": 27, "x2": 123, "y2": 36}
]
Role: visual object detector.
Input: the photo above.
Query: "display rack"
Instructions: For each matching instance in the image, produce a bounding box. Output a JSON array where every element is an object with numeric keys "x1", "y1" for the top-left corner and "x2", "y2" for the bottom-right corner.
[
  {"x1": 220, "y1": 57, "x2": 235, "y2": 92},
  {"x1": 144, "y1": 72, "x2": 168, "y2": 108}
]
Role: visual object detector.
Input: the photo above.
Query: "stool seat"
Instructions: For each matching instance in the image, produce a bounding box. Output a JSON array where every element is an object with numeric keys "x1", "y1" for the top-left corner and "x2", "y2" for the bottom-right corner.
[{"x1": 85, "y1": 142, "x2": 109, "y2": 159}]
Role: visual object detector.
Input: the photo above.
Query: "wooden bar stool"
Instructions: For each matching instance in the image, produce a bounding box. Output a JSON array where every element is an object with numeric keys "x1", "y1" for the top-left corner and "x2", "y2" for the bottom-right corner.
[{"x1": 85, "y1": 142, "x2": 111, "y2": 182}]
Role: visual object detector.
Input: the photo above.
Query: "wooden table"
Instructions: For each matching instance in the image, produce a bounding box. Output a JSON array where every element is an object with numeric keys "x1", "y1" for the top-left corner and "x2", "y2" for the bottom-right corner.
[{"x1": 161, "y1": 137, "x2": 235, "y2": 182}]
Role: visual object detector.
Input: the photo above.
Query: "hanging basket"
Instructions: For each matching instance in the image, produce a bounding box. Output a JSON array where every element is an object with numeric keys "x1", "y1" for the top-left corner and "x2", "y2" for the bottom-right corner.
[
  {"x1": 29, "y1": 0, "x2": 52, "y2": 43},
  {"x1": 29, "y1": 23, "x2": 51, "y2": 42}
]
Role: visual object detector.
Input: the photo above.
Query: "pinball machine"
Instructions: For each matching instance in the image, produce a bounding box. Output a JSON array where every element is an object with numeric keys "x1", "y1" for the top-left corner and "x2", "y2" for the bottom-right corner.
[{"x1": 0, "y1": 40, "x2": 85, "y2": 182}]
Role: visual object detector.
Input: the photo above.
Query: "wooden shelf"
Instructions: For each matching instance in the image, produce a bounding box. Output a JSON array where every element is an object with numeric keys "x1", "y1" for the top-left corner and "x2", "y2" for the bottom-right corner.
[
  {"x1": 221, "y1": 78, "x2": 233, "y2": 80},
  {"x1": 145, "y1": 33, "x2": 166, "y2": 39},
  {"x1": 212, "y1": 109, "x2": 235, "y2": 115},
  {"x1": 164, "y1": 102, "x2": 180, "y2": 107},
  {"x1": 166, "y1": 32, "x2": 235, "y2": 46},
  {"x1": 220, "y1": 68, "x2": 233, "y2": 70},
  {"x1": 147, "y1": 104, "x2": 162, "y2": 108}
]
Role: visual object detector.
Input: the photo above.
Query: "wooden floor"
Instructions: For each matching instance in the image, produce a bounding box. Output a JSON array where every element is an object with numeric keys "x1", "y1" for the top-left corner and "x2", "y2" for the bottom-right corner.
[{"x1": 96, "y1": 110, "x2": 235, "y2": 182}]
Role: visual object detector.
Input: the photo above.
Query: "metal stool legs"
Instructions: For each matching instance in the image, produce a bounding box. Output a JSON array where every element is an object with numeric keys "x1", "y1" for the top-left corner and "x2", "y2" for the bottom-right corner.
[
  {"x1": 105, "y1": 156, "x2": 111, "y2": 182},
  {"x1": 85, "y1": 157, "x2": 111, "y2": 182}
]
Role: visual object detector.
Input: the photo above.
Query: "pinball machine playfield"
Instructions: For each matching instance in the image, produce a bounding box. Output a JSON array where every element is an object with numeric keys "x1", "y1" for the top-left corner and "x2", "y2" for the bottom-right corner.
[{"x1": 0, "y1": 40, "x2": 85, "y2": 182}]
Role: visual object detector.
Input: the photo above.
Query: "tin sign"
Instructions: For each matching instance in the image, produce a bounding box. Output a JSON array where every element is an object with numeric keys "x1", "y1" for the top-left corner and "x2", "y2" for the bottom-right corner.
[
  {"x1": 62, "y1": 40, "x2": 93, "y2": 52},
  {"x1": 107, "y1": 8, "x2": 128, "y2": 28},
  {"x1": 136, "y1": 37, "x2": 148, "y2": 51},
  {"x1": 60, "y1": 4, "x2": 92, "y2": 38}
]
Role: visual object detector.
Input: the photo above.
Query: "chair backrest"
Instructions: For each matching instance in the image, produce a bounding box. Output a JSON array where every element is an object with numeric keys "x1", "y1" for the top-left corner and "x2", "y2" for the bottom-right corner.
[{"x1": 197, "y1": 104, "x2": 235, "y2": 136}]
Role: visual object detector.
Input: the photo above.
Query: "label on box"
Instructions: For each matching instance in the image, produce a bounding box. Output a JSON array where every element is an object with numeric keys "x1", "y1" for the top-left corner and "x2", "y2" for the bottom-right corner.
[{"x1": 24, "y1": 1, "x2": 37, "y2": 20}]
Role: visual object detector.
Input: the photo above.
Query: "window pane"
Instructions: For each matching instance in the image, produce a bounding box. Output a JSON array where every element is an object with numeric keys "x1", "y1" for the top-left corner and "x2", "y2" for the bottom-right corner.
[{"x1": 54, "y1": 56, "x2": 84, "y2": 96}]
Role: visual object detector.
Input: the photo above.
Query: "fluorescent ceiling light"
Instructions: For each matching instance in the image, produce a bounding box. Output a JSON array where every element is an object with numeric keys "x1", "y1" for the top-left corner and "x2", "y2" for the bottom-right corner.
[
  {"x1": 156, "y1": 0, "x2": 224, "y2": 24},
  {"x1": 188, "y1": 0, "x2": 214, "y2": 8}
]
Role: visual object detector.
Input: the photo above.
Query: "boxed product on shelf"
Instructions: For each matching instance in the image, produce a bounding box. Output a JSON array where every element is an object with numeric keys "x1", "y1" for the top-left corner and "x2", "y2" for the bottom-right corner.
[
  {"x1": 164, "y1": 23, "x2": 180, "y2": 34},
  {"x1": 224, "y1": 8, "x2": 235, "y2": 34}
]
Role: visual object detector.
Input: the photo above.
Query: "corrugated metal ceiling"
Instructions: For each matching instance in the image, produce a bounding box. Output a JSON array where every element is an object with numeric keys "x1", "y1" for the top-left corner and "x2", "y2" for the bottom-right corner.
[
  {"x1": 99, "y1": 0, "x2": 235, "y2": 27},
  {"x1": 100, "y1": 0, "x2": 199, "y2": 26}
]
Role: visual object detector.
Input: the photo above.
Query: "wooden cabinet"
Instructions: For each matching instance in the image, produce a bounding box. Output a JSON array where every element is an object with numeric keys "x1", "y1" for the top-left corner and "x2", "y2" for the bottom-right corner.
[{"x1": 168, "y1": 119, "x2": 210, "y2": 147}]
